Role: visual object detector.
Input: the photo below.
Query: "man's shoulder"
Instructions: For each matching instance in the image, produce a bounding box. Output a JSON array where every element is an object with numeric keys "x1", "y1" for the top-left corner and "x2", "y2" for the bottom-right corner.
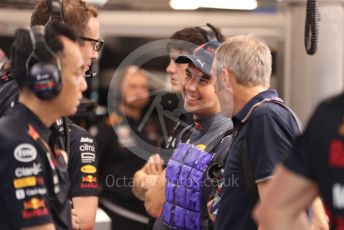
[
  {"x1": 318, "y1": 93, "x2": 344, "y2": 112},
  {"x1": 0, "y1": 130, "x2": 39, "y2": 160},
  {"x1": 0, "y1": 114, "x2": 24, "y2": 138},
  {"x1": 249, "y1": 100, "x2": 296, "y2": 123},
  {"x1": 0, "y1": 80, "x2": 19, "y2": 97},
  {"x1": 69, "y1": 122, "x2": 97, "y2": 148},
  {"x1": 0, "y1": 80, "x2": 19, "y2": 116},
  {"x1": 70, "y1": 122, "x2": 90, "y2": 137}
]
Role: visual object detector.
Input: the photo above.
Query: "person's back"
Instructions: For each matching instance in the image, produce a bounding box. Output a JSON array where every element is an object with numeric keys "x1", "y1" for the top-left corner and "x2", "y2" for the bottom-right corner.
[
  {"x1": 283, "y1": 93, "x2": 344, "y2": 229},
  {"x1": 252, "y1": 93, "x2": 342, "y2": 230}
]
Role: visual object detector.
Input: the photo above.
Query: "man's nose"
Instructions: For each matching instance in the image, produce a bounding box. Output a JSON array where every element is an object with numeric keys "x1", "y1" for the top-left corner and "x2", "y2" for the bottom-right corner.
[
  {"x1": 166, "y1": 61, "x2": 175, "y2": 74},
  {"x1": 185, "y1": 77, "x2": 197, "y2": 91},
  {"x1": 80, "y1": 76, "x2": 88, "y2": 92}
]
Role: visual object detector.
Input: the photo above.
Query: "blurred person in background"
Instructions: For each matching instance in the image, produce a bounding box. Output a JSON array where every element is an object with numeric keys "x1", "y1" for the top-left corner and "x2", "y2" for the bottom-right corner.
[{"x1": 91, "y1": 65, "x2": 162, "y2": 229}]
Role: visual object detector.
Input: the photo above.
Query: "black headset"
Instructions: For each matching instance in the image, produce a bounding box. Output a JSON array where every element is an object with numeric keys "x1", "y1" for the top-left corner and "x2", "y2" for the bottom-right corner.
[
  {"x1": 46, "y1": 0, "x2": 64, "y2": 25},
  {"x1": 26, "y1": 25, "x2": 63, "y2": 100},
  {"x1": 24, "y1": 0, "x2": 64, "y2": 100},
  {"x1": 196, "y1": 23, "x2": 225, "y2": 42}
]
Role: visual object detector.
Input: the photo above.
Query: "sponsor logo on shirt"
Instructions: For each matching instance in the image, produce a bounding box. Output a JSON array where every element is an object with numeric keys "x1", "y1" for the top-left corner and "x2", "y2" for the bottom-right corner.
[
  {"x1": 81, "y1": 152, "x2": 96, "y2": 163},
  {"x1": 82, "y1": 175, "x2": 97, "y2": 183},
  {"x1": 333, "y1": 183, "x2": 344, "y2": 208},
  {"x1": 196, "y1": 144, "x2": 207, "y2": 151},
  {"x1": 13, "y1": 176, "x2": 36, "y2": 189},
  {"x1": 16, "y1": 189, "x2": 25, "y2": 200},
  {"x1": 80, "y1": 165, "x2": 97, "y2": 174},
  {"x1": 79, "y1": 144, "x2": 95, "y2": 152},
  {"x1": 23, "y1": 198, "x2": 45, "y2": 210},
  {"x1": 15, "y1": 163, "x2": 42, "y2": 177},
  {"x1": 80, "y1": 137, "x2": 94, "y2": 143},
  {"x1": 14, "y1": 144, "x2": 37, "y2": 163},
  {"x1": 22, "y1": 208, "x2": 48, "y2": 219},
  {"x1": 25, "y1": 187, "x2": 47, "y2": 196},
  {"x1": 329, "y1": 140, "x2": 344, "y2": 167},
  {"x1": 80, "y1": 183, "x2": 98, "y2": 189}
]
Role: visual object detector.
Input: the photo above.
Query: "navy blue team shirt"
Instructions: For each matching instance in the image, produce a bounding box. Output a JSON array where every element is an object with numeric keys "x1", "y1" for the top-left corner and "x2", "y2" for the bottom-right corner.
[
  {"x1": 0, "y1": 103, "x2": 71, "y2": 230},
  {"x1": 215, "y1": 89, "x2": 300, "y2": 230}
]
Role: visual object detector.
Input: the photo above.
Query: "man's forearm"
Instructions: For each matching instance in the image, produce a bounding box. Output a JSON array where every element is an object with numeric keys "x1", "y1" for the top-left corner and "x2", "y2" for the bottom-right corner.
[
  {"x1": 144, "y1": 170, "x2": 166, "y2": 218},
  {"x1": 72, "y1": 196, "x2": 98, "y2": 230}
]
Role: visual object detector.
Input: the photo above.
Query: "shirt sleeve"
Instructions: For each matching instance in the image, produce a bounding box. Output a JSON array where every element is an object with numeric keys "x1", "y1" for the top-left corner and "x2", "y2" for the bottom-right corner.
[
  {"x1": 246, "y1": 108, "x2": 298, "y2": 182},
  {"x1": 0, "y1": 139, "x2": 53, "y2": 228},
  {"x1": 68, "y1": 128, "x2": 99, "y2": 197}
]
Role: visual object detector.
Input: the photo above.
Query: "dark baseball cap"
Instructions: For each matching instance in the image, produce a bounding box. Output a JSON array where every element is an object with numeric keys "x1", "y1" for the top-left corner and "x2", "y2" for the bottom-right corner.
[{"x1": 175, "y1": 40, "x2": 221, "y2": 75}]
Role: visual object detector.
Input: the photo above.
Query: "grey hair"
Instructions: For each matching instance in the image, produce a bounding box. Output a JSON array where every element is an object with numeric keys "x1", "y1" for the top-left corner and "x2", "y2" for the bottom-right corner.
[{"x1": 214, "y1": 34, "x2": 271, "y2": 87}]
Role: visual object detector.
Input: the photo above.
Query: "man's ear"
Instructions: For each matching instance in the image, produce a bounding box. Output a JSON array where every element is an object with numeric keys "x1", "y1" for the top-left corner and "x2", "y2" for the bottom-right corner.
[{"x1": 222, "y1": 68, "x2": 233, "y2": 89}]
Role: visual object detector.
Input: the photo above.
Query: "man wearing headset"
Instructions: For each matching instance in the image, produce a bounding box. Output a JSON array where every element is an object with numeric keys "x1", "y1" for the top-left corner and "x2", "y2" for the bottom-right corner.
[
  {"x1": 31, "y1": 1, "x2": 102, "y2": 229},
  {"x1": 132, "y1": 24, "x2": 226, "y2": 226},
  {"x1": 0, "y1": 1, "x2": 102, "y2": 229},
  {"x1": 0, "y1": 22, "x2": 87, "y2": 230}
]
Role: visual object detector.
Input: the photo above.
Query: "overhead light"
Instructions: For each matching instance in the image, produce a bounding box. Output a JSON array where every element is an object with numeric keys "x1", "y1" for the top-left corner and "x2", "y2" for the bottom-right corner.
[
  {"x1": 169, "y1": 0, "x2": 199, "y2": 10},
  {"x1": 169, "y1": 0, "x2": 258, "y2": 10},
  {"x1": 84, "y1": 0, "x2": 108, "y2": 7}
]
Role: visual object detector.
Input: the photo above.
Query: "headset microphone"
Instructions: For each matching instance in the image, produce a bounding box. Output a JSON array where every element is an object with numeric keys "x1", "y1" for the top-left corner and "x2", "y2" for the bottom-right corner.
[{"x1": 85, "y1": 61, "x2": 97, "y2": 78}]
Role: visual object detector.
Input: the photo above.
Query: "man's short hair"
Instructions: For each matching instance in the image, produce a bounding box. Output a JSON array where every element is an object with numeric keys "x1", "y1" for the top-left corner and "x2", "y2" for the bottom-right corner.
[
  {"x1": 215, "y1": 34, "x2": 272, "y2": 87},
  {"x1": 11, "y1": 22, "x2": 77, "y2": 90},
  {"x1": 167, "y1": 24, "x2": 225, "y2": 54},
  {"x1": 31, "y1": 0, "x2": 98, "y2": 37}
]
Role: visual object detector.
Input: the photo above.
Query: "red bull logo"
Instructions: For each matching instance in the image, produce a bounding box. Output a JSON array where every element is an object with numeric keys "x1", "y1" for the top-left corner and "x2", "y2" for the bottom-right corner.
[
  {"x1": 82, "y1": 175, "x2": 97, "y2": 183},
  {"x1": 23, "y1": 198, "x2": 45, "y2": 210},
  {"x1": 22, "y1": 208, "x2": 48, "y2": 219}
]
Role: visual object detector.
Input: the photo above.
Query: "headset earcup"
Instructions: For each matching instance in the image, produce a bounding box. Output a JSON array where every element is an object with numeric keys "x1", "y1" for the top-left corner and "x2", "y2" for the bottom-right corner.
[{"x1": 30, "y1": 62, "x2": 62, "y2": 100}]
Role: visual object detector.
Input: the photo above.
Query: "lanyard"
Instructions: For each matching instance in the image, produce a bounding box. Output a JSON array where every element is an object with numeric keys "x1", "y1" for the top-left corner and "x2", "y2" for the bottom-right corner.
[{"x1": 27, "y1": 124, "x2": 60, "y2": 194}]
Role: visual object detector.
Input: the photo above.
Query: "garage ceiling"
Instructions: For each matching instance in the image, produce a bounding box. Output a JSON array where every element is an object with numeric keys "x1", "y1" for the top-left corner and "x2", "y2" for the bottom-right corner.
[{"x1": 0, "y1": 0, "x2": 277, "y2": 11}]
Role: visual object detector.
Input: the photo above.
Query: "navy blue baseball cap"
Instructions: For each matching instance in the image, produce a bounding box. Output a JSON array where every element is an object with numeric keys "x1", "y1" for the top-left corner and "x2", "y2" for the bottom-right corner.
[{"x1": 175, "y1": 40, "x2": 221, "y2": 75}]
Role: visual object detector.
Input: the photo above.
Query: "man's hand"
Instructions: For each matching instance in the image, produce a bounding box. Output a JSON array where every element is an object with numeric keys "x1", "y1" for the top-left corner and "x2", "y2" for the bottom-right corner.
[
  {"x1": 311, "y1": 198, "x2": 329, "y2": 230},
  {"x1": 207, "y1": 199, "x2": 216, "y2": 223},
  {"x1": 143, "y1": 154, "x2": 164, "y2": 175},
  {"x1": 133, "y1": 154, "x2": 164, "y2": 200},
  {"x1": 71, "y1": 208, "x2": 79, "y2": 230}
]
